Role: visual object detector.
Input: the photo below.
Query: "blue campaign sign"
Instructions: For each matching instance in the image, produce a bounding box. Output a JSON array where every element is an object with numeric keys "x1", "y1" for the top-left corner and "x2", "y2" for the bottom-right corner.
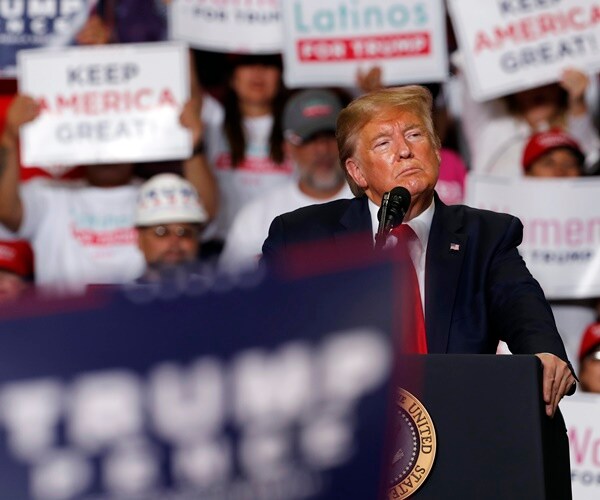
[
  {"x1": 0, "y1": 0, "x2": 95, "y2": 77},
  {"x1": 0, "y1": 261, "x2": 395, "y2": 499}
]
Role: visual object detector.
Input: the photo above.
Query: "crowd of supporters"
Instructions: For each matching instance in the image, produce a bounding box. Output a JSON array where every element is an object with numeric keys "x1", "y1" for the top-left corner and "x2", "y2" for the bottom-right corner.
[{"x1": 0, "y1": 3, "x2": 599, "y2": 391}]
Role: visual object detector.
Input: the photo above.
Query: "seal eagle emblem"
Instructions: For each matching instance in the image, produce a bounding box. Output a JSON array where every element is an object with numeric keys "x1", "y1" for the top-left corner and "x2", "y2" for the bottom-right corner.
[{"x1": 388, "y1": 388, "x2": 437, "y2": 499}]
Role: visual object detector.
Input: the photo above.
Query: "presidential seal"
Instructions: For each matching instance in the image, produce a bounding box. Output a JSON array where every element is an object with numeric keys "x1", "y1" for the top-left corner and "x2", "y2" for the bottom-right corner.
[{"x1": 388, "y1": 388, "x2": 436, "y2": 499}]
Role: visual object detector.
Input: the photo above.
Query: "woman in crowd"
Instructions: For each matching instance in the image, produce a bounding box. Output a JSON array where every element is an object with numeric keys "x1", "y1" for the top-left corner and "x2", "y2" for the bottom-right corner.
[{"x1": 201, "y1": 54, "x2": 293, "y2": 250}]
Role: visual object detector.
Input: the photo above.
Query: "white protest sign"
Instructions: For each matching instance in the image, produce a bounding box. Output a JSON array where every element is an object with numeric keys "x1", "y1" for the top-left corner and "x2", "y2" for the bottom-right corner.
[
  {"x1": 281, "y1": 0, "x2": 448, "y2": 88},
  {"x1": 17, "y1": 42, "x2": 191, "y2": 167},
  {"x1": 168, "y1": 0, "x2": 282, "y2": 53},
  {"x1": 561, "y1": 394, "x2": 600, "y2": 500},
  {"x1": 465, "y1": 175, "x2": 600, "y2": 299},
  {"x1": 448, "y1": 0, "x2": 600, "y2": 101},
  {"x1": 0, "y1": 0, "x2": 96, "y2": 78}
]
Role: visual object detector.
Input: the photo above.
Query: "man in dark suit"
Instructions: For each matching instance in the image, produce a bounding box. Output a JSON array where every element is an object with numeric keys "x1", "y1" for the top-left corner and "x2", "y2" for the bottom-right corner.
[{"x1": 263, "y1": 85, "x2": 575, "y2": 418}]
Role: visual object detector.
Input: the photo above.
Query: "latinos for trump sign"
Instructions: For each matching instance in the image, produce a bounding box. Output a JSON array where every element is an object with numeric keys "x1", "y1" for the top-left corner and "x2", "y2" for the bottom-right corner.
[
  {"x1": 0, "y1": 0, "x2": 95, "y2": 78},
  {"x1": 168, "y1": 0, "x2": 282, "y2": 53},
  {"x1": 465, "y1": 175, "x2": 600, "y2": 299},
  {"x1": 17, "y1": 42, "x2": 191, "y2": 167},
  {"x1": 281, "y1": 0, "x2": 448, "y2": 88},
  {"x1": 448, "y1": 0, "x2": 600, "y2": 101}
]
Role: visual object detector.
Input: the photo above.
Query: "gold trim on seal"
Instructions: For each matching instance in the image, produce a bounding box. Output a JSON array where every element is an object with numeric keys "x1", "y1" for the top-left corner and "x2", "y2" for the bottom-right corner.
[{"x1": 388, "y1": 388, "x2": 436, "y2": 499}]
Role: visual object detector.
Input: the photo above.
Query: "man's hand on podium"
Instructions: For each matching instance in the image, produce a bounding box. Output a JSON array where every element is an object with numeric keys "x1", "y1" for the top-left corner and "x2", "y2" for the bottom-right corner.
[{"x1": 535, "y1": 353, "x2": 576, "y2": 417}]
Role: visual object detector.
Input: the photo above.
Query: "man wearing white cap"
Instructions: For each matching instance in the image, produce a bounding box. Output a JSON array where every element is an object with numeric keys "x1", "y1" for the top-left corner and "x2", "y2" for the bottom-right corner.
[
  {"x1": 219, "y1": 89, "x2": 352, "y2": 273},
  {"x1": 0, "y1": 95, "x2": 216, "y2": 292},
  {"x1": 135, "y1": 173, "x2": 208, "y2": 280}
]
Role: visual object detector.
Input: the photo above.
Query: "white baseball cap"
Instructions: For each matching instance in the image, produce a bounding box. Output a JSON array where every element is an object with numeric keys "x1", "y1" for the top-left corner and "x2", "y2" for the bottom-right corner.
[{"x1": 135, "y1": 173, "x2": 208, "y2": 227}]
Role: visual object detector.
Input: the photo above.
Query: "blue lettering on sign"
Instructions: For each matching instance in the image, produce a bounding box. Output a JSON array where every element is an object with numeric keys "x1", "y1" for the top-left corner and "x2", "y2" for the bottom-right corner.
[
  {"x1": 70, "y1": 212, "x2": 133, "y2": 230},
  {"x1": 364, "y1": 6, "x2": 384, "y2": 28},
  {"x1": 414, "y1": 3, "x2": 428, "y2": 25},
  {"x1": 293, "y1": 1, "x2": 429, "y2": 34},
  {"x1": 294, "y1": 2, "x2": 309, "y2": 32},
  {"x1": 388, "y1": 5, "x2": 409, "y2": 28},
  {"x1": 315, "y1": 9, "x2": 334, "y2": 32}
]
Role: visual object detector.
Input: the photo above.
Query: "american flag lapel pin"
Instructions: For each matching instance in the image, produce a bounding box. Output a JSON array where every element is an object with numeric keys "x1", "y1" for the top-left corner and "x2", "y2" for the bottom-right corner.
[{"x1": 450, "y1": 242, "x2": 460, "y2": 252}]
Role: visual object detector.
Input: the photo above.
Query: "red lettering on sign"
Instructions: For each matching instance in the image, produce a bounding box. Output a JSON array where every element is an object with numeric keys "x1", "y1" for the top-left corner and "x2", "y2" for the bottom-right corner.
[
  {"x1": 297, "y1": 33, "x2": 431, "y2": 62},
  {"x1": 473, "y1": 6, "x2": 600, "y2": 53},
  {"x1": 41, "y1": 88, "x2": 178, "y2": 116}
]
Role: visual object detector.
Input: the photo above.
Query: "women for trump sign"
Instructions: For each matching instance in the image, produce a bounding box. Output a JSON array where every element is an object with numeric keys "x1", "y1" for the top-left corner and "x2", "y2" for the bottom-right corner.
[
  {"x1": 561, "y1": 395, "x2": 600, "y2": 500},
  {"x1": 466, "y1": 174, "x2": 600, "y2": 299},
  {"x1": 448, "y1": 0, "x2": 600, "y2": 101},
  {"x1": 17, "y1": 42, "x2": 191, "y2": 167}
]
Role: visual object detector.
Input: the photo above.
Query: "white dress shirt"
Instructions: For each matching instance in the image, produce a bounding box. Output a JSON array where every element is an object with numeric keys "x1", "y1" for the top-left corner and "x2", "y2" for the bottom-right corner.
[{"x1": 368, "y1": 198, "x2": 435, "y2": 310}]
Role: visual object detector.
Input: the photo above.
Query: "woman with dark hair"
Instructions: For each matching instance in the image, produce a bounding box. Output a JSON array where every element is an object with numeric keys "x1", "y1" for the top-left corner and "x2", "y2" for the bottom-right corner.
[
  {"x1": 202, "y1": 54, "x2": 294, "y2": 247},
  {"x1": 223, "y1": 54, "x2": 287, "y2": 169}
]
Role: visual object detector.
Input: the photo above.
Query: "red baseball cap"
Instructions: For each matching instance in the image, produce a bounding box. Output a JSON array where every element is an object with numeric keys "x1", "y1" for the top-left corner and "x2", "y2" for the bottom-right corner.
[
  {"x1": 579, "y1": 322, "x2": 600, "y2": 361},
  {"x1": 0, "y1": 240, "x2": 34, "y2": 278},
  {"x1": 522, "y1": 129, "x2": 585, "y2": 171}
]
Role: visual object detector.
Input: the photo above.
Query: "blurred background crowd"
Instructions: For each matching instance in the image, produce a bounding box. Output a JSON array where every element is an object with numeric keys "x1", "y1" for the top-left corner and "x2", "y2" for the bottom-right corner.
[{"x1": 0, "y1": 0, "x2": 599, "y2": 393}]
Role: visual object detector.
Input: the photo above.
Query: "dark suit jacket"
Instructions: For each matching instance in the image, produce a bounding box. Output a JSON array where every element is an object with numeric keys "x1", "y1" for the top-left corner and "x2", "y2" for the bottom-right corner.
[{"x1": 263, "y1": 193, "x2": 570, "y2": 360}]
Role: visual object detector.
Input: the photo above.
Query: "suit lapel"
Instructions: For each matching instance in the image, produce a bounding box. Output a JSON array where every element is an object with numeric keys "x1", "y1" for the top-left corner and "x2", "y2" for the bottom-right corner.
[
  {"x1": 335, "y1": 196, "x2": 373, "y2": 248},
  {"x1": 424, "y1": 195, "x2": 467, "y2": 353}
]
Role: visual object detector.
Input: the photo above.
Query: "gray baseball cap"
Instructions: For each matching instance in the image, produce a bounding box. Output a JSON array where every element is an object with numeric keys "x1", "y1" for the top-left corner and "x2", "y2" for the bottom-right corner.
[{"x1": 283, "y1": 89, "x2": 343, "y2": 144}]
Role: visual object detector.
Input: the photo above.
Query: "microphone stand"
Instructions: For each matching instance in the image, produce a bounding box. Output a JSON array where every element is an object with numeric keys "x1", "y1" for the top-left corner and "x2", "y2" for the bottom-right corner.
[
  {"x1": 375, "y1": 187, "x2": 411, "y2": 251},
  {"x1": 375, "y1": 191, "x2": 392, "y2": 251}
]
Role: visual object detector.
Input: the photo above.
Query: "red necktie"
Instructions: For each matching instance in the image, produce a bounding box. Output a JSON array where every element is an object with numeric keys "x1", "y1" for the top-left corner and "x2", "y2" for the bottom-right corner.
[{"x1": 390, "y1": 224, "x2": 428, "y2": 354}]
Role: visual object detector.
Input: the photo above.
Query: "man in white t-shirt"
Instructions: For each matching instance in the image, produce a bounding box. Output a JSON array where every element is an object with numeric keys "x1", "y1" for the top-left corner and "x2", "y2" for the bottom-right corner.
[
  {"x1": 219, "y1": 89, "x2": 352, "y2": 274},
  {"x1": 0, "y1": 95, "x2": 215, "y2": 293}
]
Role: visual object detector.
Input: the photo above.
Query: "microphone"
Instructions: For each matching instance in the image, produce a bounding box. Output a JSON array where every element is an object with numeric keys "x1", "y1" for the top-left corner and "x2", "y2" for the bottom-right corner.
[{"x1": 375, "y1": 186, "x2": 411, "y2": 249}]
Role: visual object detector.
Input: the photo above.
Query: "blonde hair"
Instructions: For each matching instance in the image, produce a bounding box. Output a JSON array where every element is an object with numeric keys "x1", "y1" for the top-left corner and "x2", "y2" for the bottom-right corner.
[{"x1": 336, "y1": 85, "x2": 441, "y2": 196}]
